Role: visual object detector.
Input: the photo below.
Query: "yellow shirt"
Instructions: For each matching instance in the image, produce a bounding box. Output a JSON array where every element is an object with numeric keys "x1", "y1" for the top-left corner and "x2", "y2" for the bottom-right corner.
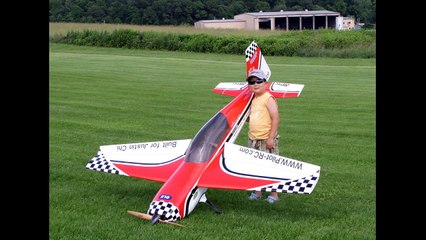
[{"x1": 248, "y1": 92, "x2": 275, "y2": 140}]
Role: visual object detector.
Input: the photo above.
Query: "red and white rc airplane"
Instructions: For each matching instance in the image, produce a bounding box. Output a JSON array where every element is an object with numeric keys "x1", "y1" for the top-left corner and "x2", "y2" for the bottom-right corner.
[{"x1": 86, "y1": 41, "x2": 321, "y2": 226}]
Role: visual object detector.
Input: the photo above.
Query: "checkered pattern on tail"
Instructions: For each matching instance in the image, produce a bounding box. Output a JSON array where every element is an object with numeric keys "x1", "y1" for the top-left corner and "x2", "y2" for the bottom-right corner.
[
  {"x1": 245, "y1": 41, "x2": 258, "y2": 62},
  {"x1": 86, "y1": 151, "x2": 127, "y2": 176},
  {"x1": 260, "y1": 170, "x2": 320, "y2": 194},
  {"x1": 147, "y1": 201, "x2": 181, "y2": 222}
]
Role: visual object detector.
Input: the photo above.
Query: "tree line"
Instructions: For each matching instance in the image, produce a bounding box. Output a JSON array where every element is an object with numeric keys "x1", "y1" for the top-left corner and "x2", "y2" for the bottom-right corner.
[{"x1": 49, "y1": 0, "x2": 376, "y2": 26}]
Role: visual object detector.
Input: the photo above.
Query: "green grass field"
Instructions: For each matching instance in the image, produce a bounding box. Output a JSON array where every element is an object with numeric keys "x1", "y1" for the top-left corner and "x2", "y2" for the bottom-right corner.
[{"x1": 49, "y1": 43, "x2": 376, "y2": 239}]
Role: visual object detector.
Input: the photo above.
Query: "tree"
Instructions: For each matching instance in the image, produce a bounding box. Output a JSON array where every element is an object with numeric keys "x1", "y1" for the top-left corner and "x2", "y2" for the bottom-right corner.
[
  {"x1": 128, "y1": 6, "x2": 142, "y2": 24},
  {"x1": 255, "y1": 1, "x2": 271, "y2": 12},
  {"x1": 141, "y1": 7, "x2": 159, "y2": 24},
  {"x1": 324, "y1": 0, "x2": 347, "y2": 16},
  {"x1": 348, "y1": 0, "x2": 373, "y2": 23},
  {"x1": 67, "y1": 4, "x2": 85, "y2": 21},
  {"x1": 86, "y1": 1, "x2": 107, "y2": 22},
  {"x1": 49, "y1": 0, "x2": 66, "y2": 21},
  {"x1": 272, "y1": 0, "x2": 287, "y2": 11},
  {"x1": 230, "y1": 0, "x2": 249, "y2": 15},
  {"x1": 107, "y1": 0, "x2": 128, "y2": 23},
  {"x1": 48, "y1": 0, "x2": 376, "y2": 25},
  {"x1": 191, "y1": 0, "x2": 208, "y2": 20}
]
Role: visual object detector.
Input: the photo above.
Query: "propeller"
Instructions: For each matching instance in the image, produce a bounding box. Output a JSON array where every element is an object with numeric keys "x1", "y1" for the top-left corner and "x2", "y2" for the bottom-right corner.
[{"x1": 127, "y1": 210, "x2": 185, "y2": 227}]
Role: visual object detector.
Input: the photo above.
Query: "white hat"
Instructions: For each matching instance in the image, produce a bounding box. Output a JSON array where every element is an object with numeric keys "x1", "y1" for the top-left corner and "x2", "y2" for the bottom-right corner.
[{"x1": 246, "y1": 69, "x2": 266, "y2": 81}]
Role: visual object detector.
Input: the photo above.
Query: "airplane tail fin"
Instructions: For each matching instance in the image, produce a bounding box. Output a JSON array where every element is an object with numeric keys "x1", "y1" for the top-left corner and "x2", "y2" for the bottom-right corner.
[
  {"x1": 245, "y1": 40, "x2": 271, "y2": 81},
  {"x1": 211, "y1": 41, "x2": 272, "y2": 97},
  {"x1": 212, "y1": 40, "x2": 304, "y2": 98}
]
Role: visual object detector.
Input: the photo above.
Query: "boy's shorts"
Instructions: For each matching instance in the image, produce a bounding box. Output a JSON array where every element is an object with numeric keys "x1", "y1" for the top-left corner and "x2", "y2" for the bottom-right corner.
[{"x1": 247, "y1": 135, "x2": 279, "y2": 155}]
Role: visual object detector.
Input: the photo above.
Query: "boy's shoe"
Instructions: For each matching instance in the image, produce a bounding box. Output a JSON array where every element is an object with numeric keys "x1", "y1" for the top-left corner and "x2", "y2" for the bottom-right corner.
[
  {"x1": 266, "y1": 195, "x2": 279, "y2": 204},
  {"x1": 248, "y1": 192, "x2": 261, "y2": 200}
]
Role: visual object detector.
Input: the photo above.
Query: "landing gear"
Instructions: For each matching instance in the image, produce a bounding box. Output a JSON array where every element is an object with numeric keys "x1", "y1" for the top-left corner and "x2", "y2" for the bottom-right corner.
[{"x1": 199, "y1": 194, "x2": 222, "y2": 214}]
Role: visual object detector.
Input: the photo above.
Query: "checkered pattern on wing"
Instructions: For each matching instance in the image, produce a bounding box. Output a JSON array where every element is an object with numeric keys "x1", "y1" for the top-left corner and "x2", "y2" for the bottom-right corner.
[
  {"x1": 147, "y1": 201, "x2": 181, "y2": 222},
  {"x1": 260, "y1": 171, "x2": 320, "y2": 194},
  {"x1": 245, "y1": 41, "x2": 258, "y2": 62},
  {"x1": 86, "y1": 151, "x2": 126, "y2": 176}
]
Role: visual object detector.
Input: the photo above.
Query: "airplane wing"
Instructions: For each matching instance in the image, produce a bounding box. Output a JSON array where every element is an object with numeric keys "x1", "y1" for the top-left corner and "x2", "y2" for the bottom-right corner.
[
  {"x1": 198, "y1": 142, "x2": 320, "y2": 194},
  {"x1": 86, "y1": 139, "x2": 191, "y2": 182}
]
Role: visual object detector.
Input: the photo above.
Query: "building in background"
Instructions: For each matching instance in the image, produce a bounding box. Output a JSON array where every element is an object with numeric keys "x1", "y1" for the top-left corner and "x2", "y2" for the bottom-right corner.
[
  {"x1": 194, "y1": 18, "x2": 246, "y2": 29},
  {"x1": 195, "y1": 10, "x2": 341, "y2": 31},
  {"x1": 336, "y1": 16, "x2": 355, "y2": 30}
]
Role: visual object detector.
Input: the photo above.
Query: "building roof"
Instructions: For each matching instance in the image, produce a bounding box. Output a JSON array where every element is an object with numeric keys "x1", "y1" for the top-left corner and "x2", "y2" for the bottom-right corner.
[{"x1": 238, "y1": 10, "x2": 340, "y2": 17}]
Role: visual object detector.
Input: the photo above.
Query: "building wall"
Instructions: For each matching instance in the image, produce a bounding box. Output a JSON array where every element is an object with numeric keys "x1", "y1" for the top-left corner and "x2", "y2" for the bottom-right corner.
[
  {"x1": 336, "y1": 16, "x2": 344, "y2": 30},
  {"x1": 234, "y1": 14, "x2": 255, "y2": 30},
  {"x1": 336, "y1": 16, "x2": 355, "y2": 30},
  {"x1": 198, "y1": 21, "x2": 246, "y2": 29},
  {"x1": 343, "y1": 18, "x2": 355, "y2": 29}
]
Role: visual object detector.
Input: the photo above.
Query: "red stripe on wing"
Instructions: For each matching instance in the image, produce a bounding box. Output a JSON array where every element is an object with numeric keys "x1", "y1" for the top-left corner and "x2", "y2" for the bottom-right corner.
[{"x1": 114, "y1": 156, "x2": 184, "y2": 183}]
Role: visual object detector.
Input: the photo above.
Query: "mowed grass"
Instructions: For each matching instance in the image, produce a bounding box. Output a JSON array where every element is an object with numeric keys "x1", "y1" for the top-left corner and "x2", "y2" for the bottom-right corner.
[{"x1": 49, "y1": 43, "x2": 376, "y2": 240}]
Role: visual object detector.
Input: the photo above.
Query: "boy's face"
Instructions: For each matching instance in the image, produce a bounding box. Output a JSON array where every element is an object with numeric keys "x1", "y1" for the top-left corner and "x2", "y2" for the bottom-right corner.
[{"x1": 248, "y1": 77, "x2": 266, "y2": 94}]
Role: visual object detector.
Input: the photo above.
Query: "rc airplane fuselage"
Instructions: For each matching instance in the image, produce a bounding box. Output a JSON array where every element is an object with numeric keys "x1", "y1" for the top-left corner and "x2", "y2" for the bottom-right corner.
[{"x1": 86, "y1": 41, "x2": 320, "y2": 224}]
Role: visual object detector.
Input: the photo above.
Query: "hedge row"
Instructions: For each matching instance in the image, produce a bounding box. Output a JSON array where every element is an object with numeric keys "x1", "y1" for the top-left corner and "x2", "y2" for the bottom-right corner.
[{"x1": 55, "y1": 29, "x2": 376, "y2": 58}]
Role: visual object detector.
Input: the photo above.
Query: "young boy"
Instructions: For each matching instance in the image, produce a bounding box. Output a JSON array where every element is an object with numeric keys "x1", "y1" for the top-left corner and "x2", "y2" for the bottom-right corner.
[{"x1": 246, "y1": 69, "x2": 280, "y2": 204}]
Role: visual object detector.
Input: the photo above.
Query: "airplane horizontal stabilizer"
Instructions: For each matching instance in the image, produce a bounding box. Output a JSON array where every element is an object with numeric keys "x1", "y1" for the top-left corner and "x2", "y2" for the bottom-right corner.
[
  {"x1": 267, "y1": 82, "x2": 305, "y2": 98},
  {"x1": 86, "y1": 139, "x2": 191, "y2": 182},
  {"x1": 212, "y1": 82, "x2": 304, "y2": 98},
  {"x1": 212, "y1": 82, "x2": 248, "y2": 97},
  {"x1": 198, "y1": 142, "x2": 320, "y2": 194}
]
